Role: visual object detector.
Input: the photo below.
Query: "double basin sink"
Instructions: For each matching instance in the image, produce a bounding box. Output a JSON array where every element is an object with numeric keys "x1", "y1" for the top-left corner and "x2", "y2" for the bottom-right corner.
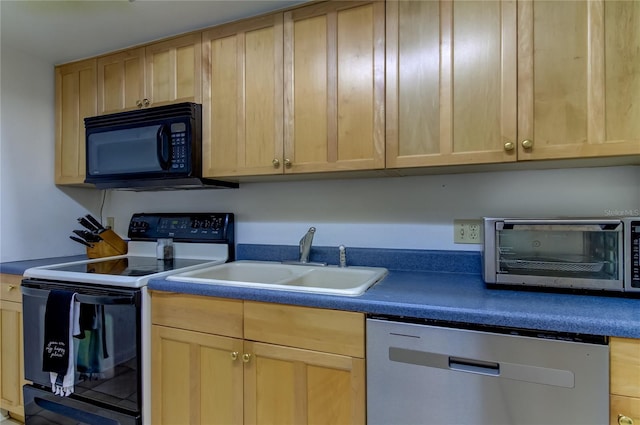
[{"x1": 167, "y1": 260, "x2": 388, "y2": 296}]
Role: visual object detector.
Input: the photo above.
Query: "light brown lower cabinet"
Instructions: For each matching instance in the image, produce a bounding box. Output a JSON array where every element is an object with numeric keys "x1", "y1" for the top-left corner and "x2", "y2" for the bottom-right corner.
[
  {"x1": 151, "y1": 292, "x2": 365, "y2": 425},
  {"x1": 0, "y1": 274, "x2": 26, "y2": 422},
  {"x1": 610, "y1": 337, "x2": 640, "y2": 425}
]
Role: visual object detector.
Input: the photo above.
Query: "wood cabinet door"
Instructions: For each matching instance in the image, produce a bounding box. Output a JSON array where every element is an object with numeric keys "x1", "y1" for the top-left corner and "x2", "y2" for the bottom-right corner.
[
  {"x1": 55, "y1": 59, "x2": 96, "y2": 185},
  {"x1": 202, "y1": 14, "x2": 284, "y2": 178},
  {"x1": 243, "y1": 341, "x2": 365, "y2": 425},
  {"x1": 151, "y1": 325, "x2": 244, "y2": 425},
  {"x1": 97, "y1": 48, "x2": 146, "y2": 114},
  {"x1": 284, "y1": 1, "x2": 385, "y2": 174},
  {"x1": 518, "y1": 0, "x2": 640, "y2": 160},
  {"x1": 145, "y1": 33, "x2": 202, "y2": 108},
  {"x1": 386, "y1": 0, "x2": 517, "y2": 168},
  {"x1": 0, "y1": 300, "x2": 25, "y2": 418}
]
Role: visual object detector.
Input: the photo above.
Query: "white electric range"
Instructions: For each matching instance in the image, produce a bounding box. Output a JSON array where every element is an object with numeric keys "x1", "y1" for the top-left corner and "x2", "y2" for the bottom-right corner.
[{"x1": 21, "y1": 212, "x2": 234, "y2": 425}]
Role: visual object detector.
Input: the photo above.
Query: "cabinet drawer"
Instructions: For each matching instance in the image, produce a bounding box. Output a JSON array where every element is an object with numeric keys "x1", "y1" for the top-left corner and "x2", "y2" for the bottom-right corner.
[
  {"x1": 0, "y1": 274, "x2": 22, "y2": 302},
  {"x1": 610, "y1": 395, "x2": 640, "y2": 425},
  {"x1": 151, "y1": 291, "x2": 243, "y2": 338},
  {"x1": 611, "y1": 337, "x2": 640, "y2": 398},
  {"x1": 244, "y1": 302, "x2": 364, "y2": 358}
]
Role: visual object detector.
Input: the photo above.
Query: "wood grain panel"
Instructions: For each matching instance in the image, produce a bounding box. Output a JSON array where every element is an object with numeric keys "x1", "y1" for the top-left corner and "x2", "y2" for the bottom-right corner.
[
  {"x1": 285, "y1": 1, "x2": 384, "y2": 174},
  {"x1": 0, "y1": 298, "x2": 25, "y2": 419},
  {"x1": 244, "y1": 341, "x2": 365, "y2": 425},
  {"x1": 244, "y1": 302, "x2": 364, "y2": 358},
  {"x1": 203, "y1": 14, "x2": 283, "y2": 178},
  {"x1": 292, "y1": 14, "x2": 328, "y2": 165},
  {"x1": 151, "y1": 325, "x2": 244, "y2": 425},
  {"x1": 610, "y1": 394, "x2": 640, "y2": 425},
  {"x1": 605, "y1": 0, "x2": 640, "y2": 143},
  {"x1": 452, "y1": 0, "x2": 502, "y2": 153},
  {"x1": 145, "y1": 33, "x2": 201, "y2": 107},
  {"x1": 0, "y1": 275, "x2": 22, "y2": 303},
  {"x1": 97, "y1": 48, "x2": 145, "y2": 114},
  {"x1": 396, "y1": 0, "x2": 440, "y2": 158},
  {"x1": 337, "y1": 4, "x2": 374, "y2": 161},
  {"x1": 150, "y1": 291, "x2": 243, "y2": 338},
  {"x1": 611, "y1": 337, "x2": 640, "y2": 398},
  {"x1": 388, "y1": 0, "x2": 516, "y2": 168},
  {"x1": 245, "y1": 26, "x2": 277, "y2": 168},
  {"x1": 55, "y1": 59, "x2": 96, "y2": 185},
  {"x1": 205, "y1": 34, "x2": 239, "y2": 174},
  {"x1": 533, "y1": 1, "x2": 588, "y2": 148}
]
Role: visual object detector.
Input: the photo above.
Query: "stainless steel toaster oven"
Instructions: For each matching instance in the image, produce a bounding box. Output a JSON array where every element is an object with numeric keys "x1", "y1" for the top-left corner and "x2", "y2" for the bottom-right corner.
[{"x1": 483, "y1": 218, "x2": 640, "y2": 293}]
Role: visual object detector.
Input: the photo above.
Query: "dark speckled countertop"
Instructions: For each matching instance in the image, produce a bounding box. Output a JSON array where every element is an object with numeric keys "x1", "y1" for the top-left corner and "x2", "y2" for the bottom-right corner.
[{"x1": 149, "y1": 244, "x2": 640, "y2": 339}]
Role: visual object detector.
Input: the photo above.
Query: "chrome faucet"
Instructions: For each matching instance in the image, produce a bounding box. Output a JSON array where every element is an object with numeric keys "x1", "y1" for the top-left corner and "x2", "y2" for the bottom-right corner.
[{"x1": 298, "y1": 227, "x2": 316, "y2": 263}]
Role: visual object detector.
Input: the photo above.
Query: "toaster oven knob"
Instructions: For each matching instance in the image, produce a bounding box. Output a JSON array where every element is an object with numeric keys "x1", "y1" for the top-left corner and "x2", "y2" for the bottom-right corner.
[
  {"x1": 618, "y1": 415, "x2": 634, "y2": 425},
  {"x1": 272, "y1": 158, "x2": 280, "y2": 169},
  {"x1": 504, "y1": 141, "x2": 515, "y2": 151},
  {"x1": 521, "y1": 139, "x2": 534, "y2": 149}
]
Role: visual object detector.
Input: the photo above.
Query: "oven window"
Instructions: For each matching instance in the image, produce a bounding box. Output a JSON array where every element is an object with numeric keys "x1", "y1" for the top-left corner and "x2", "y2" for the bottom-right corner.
[
  {"x1": 496, "y1": 227, "x2": 621, "y2": 280},
  {"x1": 22, "y1": 285, "x2": 140, "y2": 414}
]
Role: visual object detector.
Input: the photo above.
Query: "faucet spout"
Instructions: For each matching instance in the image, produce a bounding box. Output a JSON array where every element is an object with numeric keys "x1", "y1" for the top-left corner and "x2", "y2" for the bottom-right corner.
[{"x1": 299, "y1": 227, "x2": 316, "y2": 263}]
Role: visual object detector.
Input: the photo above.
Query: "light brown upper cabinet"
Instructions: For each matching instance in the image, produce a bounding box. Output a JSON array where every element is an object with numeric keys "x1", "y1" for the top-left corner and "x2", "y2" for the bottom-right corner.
[
  {"x1": 283, "y1": 1, "x2": 385, "y2": 174},
  {"x1": 97, "y1": 33, "x2": 202, "y2": 115},
  {"x1": 202, "y1": 14, "x2": 284, "y2": 178},
  {"x1": 387, "y1": 0, "x2": 639, "y2": 169},
  {"x1": 55, "y1": 58, "x2": 97, "y2": 185},
  {"x1": 518, "y1": 0, "x2": 640, "y2": 160},
  {"x1": 97, "y1": 47, "x2": 145, "y2": 114},
  {"x1": 386, "y1": 0, "x2": 518, "y2": 168}
]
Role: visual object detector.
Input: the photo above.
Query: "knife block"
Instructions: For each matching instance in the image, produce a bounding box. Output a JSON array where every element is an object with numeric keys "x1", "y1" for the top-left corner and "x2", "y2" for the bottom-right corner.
[{"x1": 86, "y1": 229, "x2": 128, "y2": 259}]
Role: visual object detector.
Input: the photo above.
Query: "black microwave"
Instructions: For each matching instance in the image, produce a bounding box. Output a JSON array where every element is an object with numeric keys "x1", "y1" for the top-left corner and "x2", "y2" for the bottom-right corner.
[{"x1": 84, "y1": 102, "x2": 237, "y2": 190}]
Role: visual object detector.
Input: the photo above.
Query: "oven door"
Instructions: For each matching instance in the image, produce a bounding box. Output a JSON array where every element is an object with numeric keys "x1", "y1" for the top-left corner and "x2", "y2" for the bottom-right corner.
[
  {"x1": 493, "y1": 219, "x2": 624, "y2": 291},
  {"x1": 21, "y1": 280, "x2": 141, "y2": 415}
]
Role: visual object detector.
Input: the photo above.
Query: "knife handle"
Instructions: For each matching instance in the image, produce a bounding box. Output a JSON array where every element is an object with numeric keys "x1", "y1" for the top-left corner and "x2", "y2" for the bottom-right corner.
[
  {"x1": 78, "y1": 217, "x2": 99, "y2": 232},
  {"x1": 85, "y1": 214, "x2": 105, "y2": 231},
  {"x1": 70, "y1": 235, "x2": 93, "y2": 248}
]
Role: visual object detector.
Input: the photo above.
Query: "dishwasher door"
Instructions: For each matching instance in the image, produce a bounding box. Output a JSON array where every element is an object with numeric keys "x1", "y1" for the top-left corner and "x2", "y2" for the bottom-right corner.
[{"x1": 367, "y1": 318, "x2": 609, "y2": 425}]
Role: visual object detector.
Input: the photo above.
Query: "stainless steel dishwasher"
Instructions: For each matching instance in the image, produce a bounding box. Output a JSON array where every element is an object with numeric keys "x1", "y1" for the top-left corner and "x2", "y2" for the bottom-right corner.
[{"x1": 367, "y1": 317, "x2": 609, "y2": 425}]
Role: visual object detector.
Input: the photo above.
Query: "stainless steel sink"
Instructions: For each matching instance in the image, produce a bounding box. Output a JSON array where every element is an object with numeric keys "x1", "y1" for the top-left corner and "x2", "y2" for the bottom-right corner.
[{"x1": 167, "y1": 261, "x2": 388, "y2": 296}]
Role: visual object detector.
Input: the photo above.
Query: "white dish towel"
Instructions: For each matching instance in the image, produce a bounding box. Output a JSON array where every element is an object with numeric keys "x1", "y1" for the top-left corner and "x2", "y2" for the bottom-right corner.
[{"x1": 50, "y1": 294, "x2": 80, "y2": 397}]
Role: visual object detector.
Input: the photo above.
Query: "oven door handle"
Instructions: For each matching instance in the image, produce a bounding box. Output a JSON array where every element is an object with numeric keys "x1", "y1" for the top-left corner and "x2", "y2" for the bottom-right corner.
[{"x1": 21, "y1": 286, "x2": 137, "y2": 305}]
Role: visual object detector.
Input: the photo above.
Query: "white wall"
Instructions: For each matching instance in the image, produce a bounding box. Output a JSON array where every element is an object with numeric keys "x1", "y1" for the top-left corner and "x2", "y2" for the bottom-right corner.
[
  {"x1": 104, "y1": 165, "x2": 640, "y2": 252},
  {"x1": 0, "y1": 44, "x2": 102, "y2": 262}
]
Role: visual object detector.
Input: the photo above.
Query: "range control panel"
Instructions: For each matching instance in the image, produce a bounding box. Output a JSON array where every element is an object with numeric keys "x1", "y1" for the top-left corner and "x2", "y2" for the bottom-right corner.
[{"x1": 128, "y1": 213, "x2": 234, "y2": 243}]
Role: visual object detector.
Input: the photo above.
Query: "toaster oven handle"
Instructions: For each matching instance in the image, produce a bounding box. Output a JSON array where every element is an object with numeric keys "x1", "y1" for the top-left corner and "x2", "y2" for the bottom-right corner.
[
  {"x1": 157, "y1": 124, "x2": 171, "y2": 170},
  {"x1": 501, "y1": 219, "x2": 622, "y2": 231}
]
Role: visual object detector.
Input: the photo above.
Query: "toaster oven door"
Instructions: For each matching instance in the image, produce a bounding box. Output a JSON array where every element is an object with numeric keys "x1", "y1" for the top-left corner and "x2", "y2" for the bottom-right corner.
[{"x1": 492, "y1": 219, "x2": 624, "y2": 291}]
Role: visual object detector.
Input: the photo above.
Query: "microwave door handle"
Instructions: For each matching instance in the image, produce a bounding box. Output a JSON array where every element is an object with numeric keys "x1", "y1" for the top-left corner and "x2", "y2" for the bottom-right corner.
[{"x1": 157, "y1": 125, "x2": 171, "y2": 170}]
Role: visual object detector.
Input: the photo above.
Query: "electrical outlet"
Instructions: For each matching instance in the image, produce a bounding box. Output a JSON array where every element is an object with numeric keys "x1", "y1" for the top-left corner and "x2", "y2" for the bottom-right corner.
[
  {"x1": 107, "y1": 217, "x2": 115, "y2": 229},
  {"x1": 454, "y1": 219, "x2": 483, "y2": 244}
]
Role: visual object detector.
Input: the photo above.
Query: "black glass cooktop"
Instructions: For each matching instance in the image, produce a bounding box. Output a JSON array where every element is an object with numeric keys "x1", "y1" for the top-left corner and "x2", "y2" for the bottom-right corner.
[{"x1": 48, "y1": 257, "x2": 211, "y2": 277}]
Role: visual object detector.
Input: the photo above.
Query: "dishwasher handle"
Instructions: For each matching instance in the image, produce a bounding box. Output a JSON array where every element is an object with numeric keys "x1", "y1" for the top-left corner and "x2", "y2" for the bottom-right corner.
[{"x1": 449, "y1": 356, "x2": 500, "y2": 376}]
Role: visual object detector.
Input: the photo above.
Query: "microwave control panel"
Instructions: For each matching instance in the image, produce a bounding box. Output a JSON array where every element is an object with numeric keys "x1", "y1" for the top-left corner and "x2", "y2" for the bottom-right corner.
[{"x1": 170, "y1": 122, "x2": 188, "y2": 170}]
